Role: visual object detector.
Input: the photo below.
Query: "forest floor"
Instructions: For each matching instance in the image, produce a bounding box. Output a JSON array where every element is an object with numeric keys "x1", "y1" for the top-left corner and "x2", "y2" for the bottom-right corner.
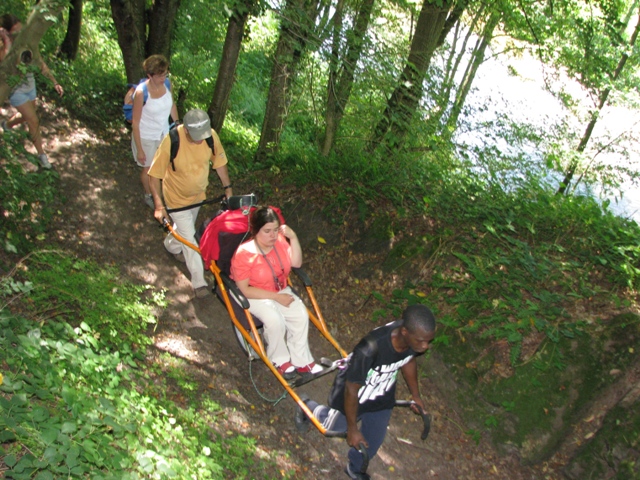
[{"x1": 4, "y1": 103, "x2": 568, "y2": 479}]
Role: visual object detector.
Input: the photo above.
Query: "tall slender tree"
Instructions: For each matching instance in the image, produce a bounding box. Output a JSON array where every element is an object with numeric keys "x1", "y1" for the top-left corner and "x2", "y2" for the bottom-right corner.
[
  {"x1": 444, "y1": 8, "x2": 501, "y2": 132},
  {"x1": 110, "y1": 0, "x2": 181, "y2": 83},
  {"x1": 320, "y1": 0, "x2": 376, "y2": 156},
  {"x1": 208, "y1": 0, "x2": 260, "y2": 132},
  {"x1": 370, "y1": 0, "x2": 461, "y2": 152},
  {"x1": 429, "y1": 3, "x2": 483, "y2": 129},
  {"x1": 255, "y1": 0, "x2": 325, "y2": 161},
  {"x1": 59, "y1": 0, "x2": 83, "y2": 61}
]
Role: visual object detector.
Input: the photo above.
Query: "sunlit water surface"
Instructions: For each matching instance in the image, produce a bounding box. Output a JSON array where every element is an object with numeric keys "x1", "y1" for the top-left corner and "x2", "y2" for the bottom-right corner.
[{"x1": 458, "y1": 49, "x2": 640, "y2": 223}]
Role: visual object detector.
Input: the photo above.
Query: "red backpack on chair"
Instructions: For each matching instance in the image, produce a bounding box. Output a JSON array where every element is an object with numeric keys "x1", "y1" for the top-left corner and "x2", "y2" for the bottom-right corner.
[{"x1": 199, "y1": 204, "x2": 285, "y2": 273}]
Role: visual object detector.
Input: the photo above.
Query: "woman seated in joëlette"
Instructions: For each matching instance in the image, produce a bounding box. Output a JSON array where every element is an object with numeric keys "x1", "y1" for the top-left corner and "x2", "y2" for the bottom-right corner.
[{"x1": 230, "y1": 206, "x2": 322, "y2": 379}]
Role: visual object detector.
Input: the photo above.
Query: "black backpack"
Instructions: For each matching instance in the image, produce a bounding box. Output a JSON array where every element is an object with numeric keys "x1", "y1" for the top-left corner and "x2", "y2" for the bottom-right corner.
[{"x1": 168, "y1": 125, "x2": 215, "y2": 171}]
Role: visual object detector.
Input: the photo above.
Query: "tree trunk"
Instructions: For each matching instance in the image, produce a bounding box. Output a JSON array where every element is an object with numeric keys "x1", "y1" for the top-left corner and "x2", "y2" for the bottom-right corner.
[
  {"x1": 444, "y1": 10, "x2": 500, "y2": 132},
  {"x1": 437, "y1": 0, "x2": 468, "y2": 47},
  {"x1": 110, "y1": 0, "x2": 146, "y2": 82},
  {"x1": 208, "y1": 3, "x2": 252, "y2": 132},
  {"x1": 320, "y1": 0, "x2": 375, "y2": 156},
  {"x1": 557, "y1": 7, "x2": 640, "y2": 195},
  {"x1": 430, "y1": 4, "x2": 483, "y2": 129},
  {"x1": 59, "y1": 0, "x2": 83, "y2": 61},
  {"x1": 147, "y1": 0, "x2": 181, "y2": 58},
  {"x1": 0, "y1": 0, "x2": 65, "y2": 106},
  {"x1": 255, "y1": 0, "x2": 321, "y2": 161},
  {"x1": 370, "y1": 0, "x2": 455, "y2": 152},
  {"x1": 319, "y1": 0, "x2": 344, "y2": 156}
]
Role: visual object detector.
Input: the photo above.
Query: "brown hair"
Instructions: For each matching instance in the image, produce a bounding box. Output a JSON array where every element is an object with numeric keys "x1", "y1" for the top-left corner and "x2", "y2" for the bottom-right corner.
[
  {"x1": 143, "y1": 54, "x2": 169, "y2": 77},
  {"x1": 1, "y1": 14, "x2": 20, "y2": 32},
  {"x1": 250, "y1": 207, "x2": 280, "y2": 237}
]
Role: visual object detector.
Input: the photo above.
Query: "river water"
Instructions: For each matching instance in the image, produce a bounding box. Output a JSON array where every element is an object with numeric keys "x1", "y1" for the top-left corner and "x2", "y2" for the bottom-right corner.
[{"x1": 457, "y1": 49, "x2": 640, "y2": 223}]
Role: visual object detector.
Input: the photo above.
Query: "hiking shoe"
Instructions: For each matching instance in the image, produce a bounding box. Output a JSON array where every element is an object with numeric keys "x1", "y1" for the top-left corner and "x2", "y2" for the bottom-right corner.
[
  {"x1": 294, "y1": 394, "x2": 311, "y2": 433},
  {"x1": 1, "y1": 120, "x2": 8, "y2": 131},
  {"x1": 296, "y1": 362, "x2": 323, "y2": 375},
  {"x1": 344, "y1": 463, "x2": 370, "y2": 480},
  {"x1": 276, "y1": 361, "x2": 297, "y2": 380},
  {"x1": 194, "y1": 286, "x2": 210, "y2": 298},
  {"x1": 143, "y1": 194, "x2": 154, "y2": 209},
  {"x1": 38, "y1": 154, "x2": 52, "y2": 170},
  {"x1": 173, "y1": 252, "x2": 186, "y2": 263}
]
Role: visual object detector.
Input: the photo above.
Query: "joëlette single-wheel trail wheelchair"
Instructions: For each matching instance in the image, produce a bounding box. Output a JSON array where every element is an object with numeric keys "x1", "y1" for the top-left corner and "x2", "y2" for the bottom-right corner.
[
  {"x1": 162, "y1": 195, "x2": 432, "y2": 477},
  {"x1": 162, "y1": 194, "x2": 349, "y2": 436}
]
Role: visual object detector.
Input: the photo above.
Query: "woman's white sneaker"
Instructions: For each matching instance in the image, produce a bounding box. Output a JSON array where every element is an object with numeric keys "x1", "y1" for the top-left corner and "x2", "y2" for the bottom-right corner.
[
  {"x1": 143, "y1": 194, "x2": 154, "y2": 209},
  {"x1": 38, "y1": 154, "x2": 52, "y2": 170}
]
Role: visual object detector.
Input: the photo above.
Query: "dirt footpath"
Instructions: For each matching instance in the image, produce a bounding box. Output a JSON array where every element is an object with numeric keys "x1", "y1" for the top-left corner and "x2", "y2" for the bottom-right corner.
[{"x1": 34, "y1": 109, "x2": 563, "y2": 480}]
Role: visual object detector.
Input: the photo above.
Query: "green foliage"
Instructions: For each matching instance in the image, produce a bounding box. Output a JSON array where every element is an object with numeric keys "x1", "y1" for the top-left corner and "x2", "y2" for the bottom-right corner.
[
  {"x1": 424, "y1": 308, "x2": 639, "y2": 462},
  {"x1": 369, "y1": 169, "x2": 640, "y2": 347},
  {"x1": 0, "y1": 312, "x2": 253, "y2": 479},
  {"x1": 0, "y1": 133, "x2": 58, "y2": 254},
  {"x1": 281, "y1": 143, "x2": 444, "y2": 224},
  {"x1": 212, "y1": 111, "x2": 261, "y2": 173},
  {"x1": 171, "y1": 0, "x2": 228, "y2": 109},
  {"x1": 229, "y1": 13, "x2": 279, "y2": 126},
  {"x1": 45, "y1": 1, "x2": 126, "y2": 127},
  {"x1": 568, "y1": 404, "x2": 640, "y2": 479},
  {"x1": 15, "y1": 252, "x2": 162, "y2": 346},
  {"x1": 1, "y1": 0, "x2": 31, "y2": 20},
  {"x1": 0, "y1": 254, "x2": 267, "y2": 479},
  {"x1": 465, "y1": 429, "x2": 481, "y2": 445}
]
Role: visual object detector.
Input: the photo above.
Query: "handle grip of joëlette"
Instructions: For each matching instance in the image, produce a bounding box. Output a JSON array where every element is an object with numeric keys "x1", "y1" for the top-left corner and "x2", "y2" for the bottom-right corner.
[{"x1": 395, "y1": 400, "x2": 431, "y2": 440}]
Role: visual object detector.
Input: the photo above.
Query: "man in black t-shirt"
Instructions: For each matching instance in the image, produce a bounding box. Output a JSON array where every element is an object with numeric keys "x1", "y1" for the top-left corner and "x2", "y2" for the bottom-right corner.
[{"x1": 298, "y1": 305, "x2": 436, "y2": 480}]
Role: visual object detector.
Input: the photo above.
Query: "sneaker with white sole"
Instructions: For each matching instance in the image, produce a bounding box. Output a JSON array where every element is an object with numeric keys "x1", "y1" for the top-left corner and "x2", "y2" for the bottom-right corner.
[
  {"x1": 143, "y1": 194, "x2": 154, "y2": 209},
  {"x1": 38, "y1": 154, "x2": 52, "y2": 170}
]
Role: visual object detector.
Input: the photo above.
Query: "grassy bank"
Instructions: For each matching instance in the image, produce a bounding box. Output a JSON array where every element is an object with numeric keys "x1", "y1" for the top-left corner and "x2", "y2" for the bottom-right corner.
[{"x1": 0, "y1": 252, "x2": 284, "y2": 479}]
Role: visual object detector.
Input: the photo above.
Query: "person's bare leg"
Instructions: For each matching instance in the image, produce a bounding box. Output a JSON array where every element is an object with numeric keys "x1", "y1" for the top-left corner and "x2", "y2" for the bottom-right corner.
[
  {"x1": 15, "y1": 100, "x2": 44, "y2": 155},
  {"x1": 6, "y1": 111, "x2": 27, "y2": 129},
  {"x1": 141, "y1": 167, "x2": 151, "y2": 195}
]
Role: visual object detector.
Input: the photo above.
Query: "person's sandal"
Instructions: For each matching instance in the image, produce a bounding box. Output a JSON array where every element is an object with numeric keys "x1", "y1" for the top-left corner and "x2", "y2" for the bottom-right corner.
[
  {"x1": 276, "y1": 361, "x2": 296, "y2": 380},
  {"x1": 296, "y1": 362, "x2": 323, "y2": 375}
]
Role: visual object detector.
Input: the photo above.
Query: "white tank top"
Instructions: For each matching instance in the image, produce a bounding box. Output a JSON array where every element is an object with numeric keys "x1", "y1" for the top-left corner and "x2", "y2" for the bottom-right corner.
[{"x1": 139, "y1": 87, "x2": 173, "y2": 141}]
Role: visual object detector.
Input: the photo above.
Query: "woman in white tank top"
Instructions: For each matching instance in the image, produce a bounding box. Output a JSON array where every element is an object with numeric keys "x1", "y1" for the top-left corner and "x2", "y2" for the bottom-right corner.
[{"x1": 131, "y1": 55, "x2": 179, "y2": 209}]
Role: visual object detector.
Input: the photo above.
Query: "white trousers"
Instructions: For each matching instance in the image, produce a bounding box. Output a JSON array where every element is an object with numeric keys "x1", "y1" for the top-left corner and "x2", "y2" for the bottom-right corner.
[
  {"x1": 164, "y1": 206, "x2": 207, "y2": 289},
  {"x1": 247, "y1": 286, "x2": 314, "y2": 368}
]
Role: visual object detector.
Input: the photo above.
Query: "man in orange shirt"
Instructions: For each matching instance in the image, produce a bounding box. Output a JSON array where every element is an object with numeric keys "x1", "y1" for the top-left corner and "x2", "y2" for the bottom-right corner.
[{"x1": 149, "y1": 109, "x2": 232, "y2": 298}]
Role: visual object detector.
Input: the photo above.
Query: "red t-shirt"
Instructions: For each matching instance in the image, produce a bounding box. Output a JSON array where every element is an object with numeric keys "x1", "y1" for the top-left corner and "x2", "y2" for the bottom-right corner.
[{"x1": 230, "y1": 234, "x2": 292, "y2": 292}]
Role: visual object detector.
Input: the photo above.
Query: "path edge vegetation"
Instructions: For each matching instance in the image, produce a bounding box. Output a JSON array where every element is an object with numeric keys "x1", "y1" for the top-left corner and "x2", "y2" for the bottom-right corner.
[{"x1": 0, "y1": 254, "x2": 286, "y2": 477}]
